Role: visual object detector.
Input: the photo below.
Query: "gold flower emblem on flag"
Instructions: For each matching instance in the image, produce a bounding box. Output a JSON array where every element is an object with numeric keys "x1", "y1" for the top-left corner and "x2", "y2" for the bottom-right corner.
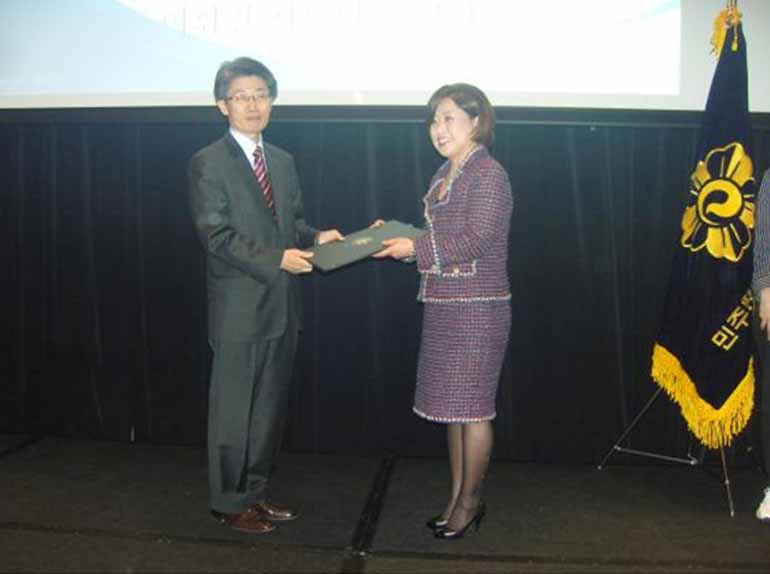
[{"x1": 680, "y1": 142, "x2": 755, "y2": 262}]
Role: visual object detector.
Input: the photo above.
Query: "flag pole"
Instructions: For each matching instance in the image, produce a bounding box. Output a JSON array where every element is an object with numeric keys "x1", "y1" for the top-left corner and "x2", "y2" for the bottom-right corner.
[{"x1": 720, "y1": 447, "x2": 736, "y2": 517}]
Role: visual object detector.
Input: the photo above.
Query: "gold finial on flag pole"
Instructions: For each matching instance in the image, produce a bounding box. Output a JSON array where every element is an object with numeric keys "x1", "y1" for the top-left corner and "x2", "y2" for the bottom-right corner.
[
  {"x1": 711, "y1": 0, "x2": 742, "y2": 56},
  {"x1": 728, "y1": 1, "x2": 740, "y2": 51}
]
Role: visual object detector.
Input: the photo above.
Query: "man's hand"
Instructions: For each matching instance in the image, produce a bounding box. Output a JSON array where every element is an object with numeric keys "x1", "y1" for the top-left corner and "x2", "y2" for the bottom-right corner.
[
  {"x1": 373, "y1": 237, "x2": 414, "y2": 260},
  {"x1": 281, "y1": 248, "x2": 314, "y2": 274},
  {"x1": 759, "y1": 288, "x2": 770, "y2": 341},
  {"x1": 317, "y1": 229, "x2": 345, "y2": 245}
]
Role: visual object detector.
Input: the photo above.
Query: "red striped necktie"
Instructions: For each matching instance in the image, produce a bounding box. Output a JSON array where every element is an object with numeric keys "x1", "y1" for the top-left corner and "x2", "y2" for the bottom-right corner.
[{"x1": 253, "y1": 147, "x2": 275, "y2": 216}]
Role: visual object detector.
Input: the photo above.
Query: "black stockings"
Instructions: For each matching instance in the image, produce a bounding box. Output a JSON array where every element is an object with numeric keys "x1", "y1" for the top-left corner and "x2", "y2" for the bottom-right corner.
[{"x1": 441, "y1": 421, "x2": 493, "y2": 530}]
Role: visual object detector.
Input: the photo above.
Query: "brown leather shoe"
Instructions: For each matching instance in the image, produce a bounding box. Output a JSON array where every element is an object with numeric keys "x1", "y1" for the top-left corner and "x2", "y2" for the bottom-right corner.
[
  {"x1": 250, "y1": 500, "x2": 299, "y2": 522},
  {"x1": 210, "y1": 509, "x2": 275, "y2": 534}
]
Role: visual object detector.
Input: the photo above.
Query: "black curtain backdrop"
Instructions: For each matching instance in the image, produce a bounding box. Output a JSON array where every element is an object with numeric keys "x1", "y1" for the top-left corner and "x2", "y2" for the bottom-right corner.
[{"x1": 2, "y1": 107, "x2": 769, "y2": 464}]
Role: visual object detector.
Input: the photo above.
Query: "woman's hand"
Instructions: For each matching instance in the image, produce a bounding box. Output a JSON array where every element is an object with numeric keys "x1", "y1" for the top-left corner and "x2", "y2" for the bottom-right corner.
[{"x1": 373, "y1": 237, "x2": 414, "y2": 260}]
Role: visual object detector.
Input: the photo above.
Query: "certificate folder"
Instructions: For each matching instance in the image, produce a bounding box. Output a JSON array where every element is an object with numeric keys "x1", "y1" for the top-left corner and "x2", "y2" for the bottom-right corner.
[{"x1": 309, "y1": 220, "x2": 424, "y2": 272}]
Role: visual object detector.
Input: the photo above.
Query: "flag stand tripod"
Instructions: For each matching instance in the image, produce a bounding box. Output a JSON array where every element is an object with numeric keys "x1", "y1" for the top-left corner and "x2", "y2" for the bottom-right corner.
[{"x1": 597, "y1": 386, "x2": 735, "y2": 517}]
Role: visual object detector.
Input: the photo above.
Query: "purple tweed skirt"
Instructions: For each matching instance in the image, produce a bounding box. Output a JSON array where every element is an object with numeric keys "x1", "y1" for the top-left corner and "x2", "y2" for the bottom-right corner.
[{"x1": 413, "y1": 301, "x2": 511, "y2": 423}]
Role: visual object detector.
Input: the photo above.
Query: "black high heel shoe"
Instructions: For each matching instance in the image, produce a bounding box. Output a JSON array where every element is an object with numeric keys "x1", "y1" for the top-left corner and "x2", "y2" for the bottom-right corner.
[
  {"x1": 434, "y1": 502, "x2": 486, "y2": 540},
  {"x1": 425, "y1": 514, "x2": 448, "y2": 531}
]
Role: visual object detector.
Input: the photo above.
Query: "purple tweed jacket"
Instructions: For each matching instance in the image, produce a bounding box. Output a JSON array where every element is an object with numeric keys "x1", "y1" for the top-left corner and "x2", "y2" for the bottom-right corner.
[{"x1": 414, "y1": 146, "x2": 513, "y2": 303}]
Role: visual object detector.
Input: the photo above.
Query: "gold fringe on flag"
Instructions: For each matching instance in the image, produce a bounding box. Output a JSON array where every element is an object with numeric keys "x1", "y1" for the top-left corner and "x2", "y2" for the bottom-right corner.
[{"x1": 651, "y1": 343, "x2": 754, "y2": 448}]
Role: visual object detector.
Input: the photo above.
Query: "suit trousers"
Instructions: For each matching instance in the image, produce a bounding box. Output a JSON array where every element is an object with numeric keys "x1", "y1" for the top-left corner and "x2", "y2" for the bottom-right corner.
[{"x1": 207, "y1": 327, "x2": 298, "y2": 513}]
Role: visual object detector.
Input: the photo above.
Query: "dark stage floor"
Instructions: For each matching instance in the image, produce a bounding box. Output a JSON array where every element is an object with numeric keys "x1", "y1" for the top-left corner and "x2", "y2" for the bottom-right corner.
[{"x1": 1, "y1": 436, "x2": 770, "y2": 573}]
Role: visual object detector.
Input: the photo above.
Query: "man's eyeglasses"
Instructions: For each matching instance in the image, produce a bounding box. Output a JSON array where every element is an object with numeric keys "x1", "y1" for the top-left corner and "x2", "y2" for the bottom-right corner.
[{"x1": 226, "y1": 91, "x2": 272, "y2": 105}]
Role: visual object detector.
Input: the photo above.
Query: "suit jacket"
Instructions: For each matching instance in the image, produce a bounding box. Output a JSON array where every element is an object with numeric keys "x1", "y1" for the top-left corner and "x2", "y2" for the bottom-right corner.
[
  {"x1": 189, "y1": 133, "x2": 318, "y2": 341},
  {"x1": 414, "y1": 146, "x2": 513, "y2": 303}
]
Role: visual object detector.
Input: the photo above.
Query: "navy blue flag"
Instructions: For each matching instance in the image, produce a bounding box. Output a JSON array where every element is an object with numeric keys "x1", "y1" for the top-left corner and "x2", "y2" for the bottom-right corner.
[{"x1": 651, "y1": 7, "x2": 756, "y2": 448}]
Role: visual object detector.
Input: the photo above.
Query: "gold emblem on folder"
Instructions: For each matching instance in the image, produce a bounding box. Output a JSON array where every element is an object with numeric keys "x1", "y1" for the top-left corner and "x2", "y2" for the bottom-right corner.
[{"x1": 352, "y1": 237, "x2": 373, "y2": 246}]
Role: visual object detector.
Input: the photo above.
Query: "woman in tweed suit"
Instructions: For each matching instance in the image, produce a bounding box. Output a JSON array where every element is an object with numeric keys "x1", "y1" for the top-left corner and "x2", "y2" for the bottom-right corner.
[{"x1": 375, "y1": 84, "x2": 512, "y2": 539}]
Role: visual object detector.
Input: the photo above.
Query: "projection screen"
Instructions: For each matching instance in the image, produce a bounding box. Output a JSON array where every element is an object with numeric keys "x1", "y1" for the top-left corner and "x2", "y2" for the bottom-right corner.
[{"x1": 0, "y1": 0, "x2": 768, "y2": 111}]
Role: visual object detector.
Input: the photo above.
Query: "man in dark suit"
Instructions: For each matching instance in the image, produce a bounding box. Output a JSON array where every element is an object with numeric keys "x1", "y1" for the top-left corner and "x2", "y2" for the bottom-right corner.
[{"x1": 189, "y1": 57, "x2": 343, "y2": 534}]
